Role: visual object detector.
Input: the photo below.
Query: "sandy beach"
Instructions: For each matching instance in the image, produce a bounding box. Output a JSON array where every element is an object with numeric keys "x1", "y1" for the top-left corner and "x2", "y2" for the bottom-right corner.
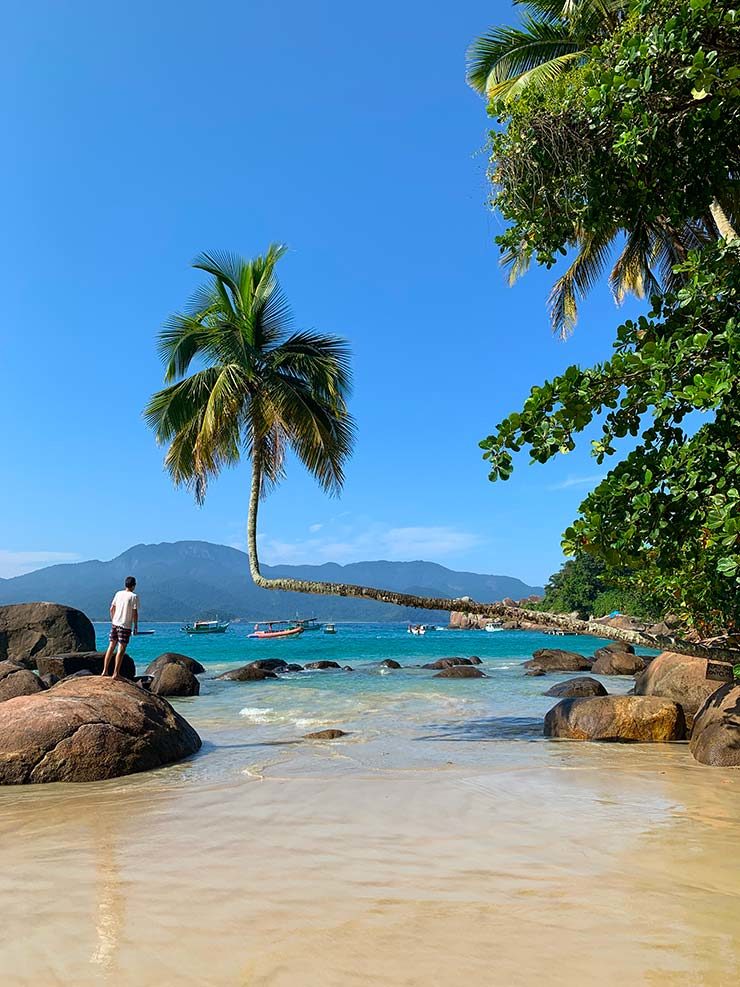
[{"x1": 1, "y1": 626, "x2": 738, "y2": 986}]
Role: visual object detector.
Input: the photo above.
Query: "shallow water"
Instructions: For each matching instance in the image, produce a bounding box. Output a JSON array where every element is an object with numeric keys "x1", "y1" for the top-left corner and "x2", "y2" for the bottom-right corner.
[{"x1": 1, "y1": 624, "x2": 739, "y2": 985}]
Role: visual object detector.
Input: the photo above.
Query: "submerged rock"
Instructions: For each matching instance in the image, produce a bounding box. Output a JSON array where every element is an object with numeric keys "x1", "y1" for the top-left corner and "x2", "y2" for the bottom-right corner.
[
  {"x1": 379, "y1": 659, "x2": 401, "y2": 669},
  {"x1": 634, "y1": 651, "x2": 721, "y2": 727},
  {"x1": 0, "y1": 603, "x2": 96, "y2": 669},
  {"x1": 525, "y1": 669, "x2": 547, "y2": 677},
  {"x1": 144, "y1": 652, "x2": 205, "y2": 677},
  {"x1": 305, "y1": 661, "x2": 342, "y2": 670},
  {"x1": 544, "y1": 677, "x2": 608, "y2": 698},
  {"x1": 523, "y1": 649, "x2": 591, "y2": 674},
  {"x1": 0, "y1": 677, "x2": 201, "y2": 784},
  {"x1": 544, "y1": 695, "x2": 686, "y2": 743},
  {"x1": 284, "y1": 663, "x2": 304, "y2": 672},
  {"x1": 434, "y1": 666, "x2": 487, "y2": 679},
  {"x1": 591, "y1": 651, "x2": 646, "y2": 676},
  {"x1": 36, "y1": 651, "x2": 136, "y2": 681},
  {"x1": 304, "y1": 729, "x2": 348, "y2": 740},
  {"x1": 689, "y1": 684, "x2": 740, "y2": 766},
  {"x1": 150, "y1": 662, "x2": 200, "y2": 697},
  {"x1": 246, "y1": 658, "x2": 289, "y2": 672},
  {"x1": 468, "y1": 656, "x2": 483, "y2": 665},
  {"x1": 422, "y1": 658, "x2": 472, "y2": 670},
  {"x1": 216, "y1": 665, "x2": 278, "y2": 681},
  {"x1": 0, "y1": 661, "x2": 46, "y2": 702}
]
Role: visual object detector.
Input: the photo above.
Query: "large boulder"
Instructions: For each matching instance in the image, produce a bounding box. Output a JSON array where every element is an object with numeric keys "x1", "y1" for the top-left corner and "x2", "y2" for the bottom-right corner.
[
  {"x1": 0, "y1": 661, "x2": 46, "y2": 702},
  {"x1": 216, "y1": 665, "x2": 277, "y2": 681},
  {"x1": 305, "y1": 661, "x2": 342, "y2": 670},
  {"x1": 689, "y1": 684, "x2": 740, "y2": 766},
  {"x1": 591, "y1": 651, "x2": 646, "y2": 676},
  {"x1": 523, "y1": 649, "x2": 591, "y2": 673},
  {"x1": 144, "y1": 653, "x2": 205, "y2": 677},
  {"x1": 36, "y1": 651, "x2": 136, "y2": 681},
  {"x1": 149, "y1": 662, "x2": 200, "y2": 698},
  {"x1": 0, "y1": 603, "x2": 96, "y2": 669},
  {"x1": 634, "y1": 651, "x2": 721, "y2": 726},
  {"x1": 544, "y1": 695, "x2": 686, "y2": 742},
  {"x1": 422, "y1": 657, "x2": 472, "y2": 670},
  {"x1": 544, "y1": 677, "x2": 608, "y2": 698},
  {"x1": 434, "y1": 666, "x2": 487, "y2": 679},
  {"x1": 592, "y1": 642, "x2": 635, "y2": 661},
  {"x1": 0, "y1": 677, "x2": 201, "y2": 784}
]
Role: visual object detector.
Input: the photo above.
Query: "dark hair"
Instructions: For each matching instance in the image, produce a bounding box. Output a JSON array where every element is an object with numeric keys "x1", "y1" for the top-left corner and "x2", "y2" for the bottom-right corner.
[{"x1": 125, "y1": 576, "x2": 136, "y2": 590}]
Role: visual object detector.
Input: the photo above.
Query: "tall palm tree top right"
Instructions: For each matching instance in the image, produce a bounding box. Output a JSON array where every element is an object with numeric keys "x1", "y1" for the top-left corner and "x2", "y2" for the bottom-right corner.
[{"x1": 466, "y1": 0, "x2": 623, "y2": 103}]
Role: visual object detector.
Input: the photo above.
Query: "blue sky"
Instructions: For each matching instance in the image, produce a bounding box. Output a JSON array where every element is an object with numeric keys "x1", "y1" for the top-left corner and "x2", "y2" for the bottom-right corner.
[{"x1": 0, "y1": 1, "x2": 644, "y2": 585}]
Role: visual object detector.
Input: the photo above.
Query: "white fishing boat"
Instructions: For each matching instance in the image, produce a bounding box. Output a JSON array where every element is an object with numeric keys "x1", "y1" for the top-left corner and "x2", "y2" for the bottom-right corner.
[
  {"x1": 484, "y1": 622, "x2": 504, "y2": 633},
  {"x1": 323, "y1": 622, "x2": 337, "y2": 634}
]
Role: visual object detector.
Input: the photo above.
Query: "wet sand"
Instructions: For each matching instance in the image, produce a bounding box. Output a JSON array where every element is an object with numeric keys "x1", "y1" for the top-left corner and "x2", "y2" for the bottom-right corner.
[{"x1": 1, "y1": 733, "x2": 739, "y2": 986}]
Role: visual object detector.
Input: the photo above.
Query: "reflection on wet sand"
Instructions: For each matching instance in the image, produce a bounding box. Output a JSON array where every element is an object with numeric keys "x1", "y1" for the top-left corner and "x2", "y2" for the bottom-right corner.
[{"x1": 89, "y1": 817, "x2": 125, "y2": 978}]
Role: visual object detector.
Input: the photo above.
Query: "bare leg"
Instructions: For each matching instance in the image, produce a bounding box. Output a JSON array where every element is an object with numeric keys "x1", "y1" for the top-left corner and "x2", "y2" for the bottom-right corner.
[
  {"x1": 111, "y1": 643, "x2": 126, "y2": 681},
  {"x1": 101, "y1": 640, "x2": 116, "y2": 676}
]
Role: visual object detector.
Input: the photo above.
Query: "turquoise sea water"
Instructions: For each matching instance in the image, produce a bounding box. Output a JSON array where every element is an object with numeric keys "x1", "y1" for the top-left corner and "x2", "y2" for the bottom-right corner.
[{"x1": 93, "y1": 621, "x2": 654, "y2": 782}]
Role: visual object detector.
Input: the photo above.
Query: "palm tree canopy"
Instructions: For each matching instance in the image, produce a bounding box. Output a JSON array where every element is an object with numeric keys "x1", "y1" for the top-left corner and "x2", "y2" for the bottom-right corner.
[
  {"x1": 466, "y1": 0, "x2": 620, "y2": 101},
  {"x1": 144, "y1": 245, "x2": 355, "y2": 504}
]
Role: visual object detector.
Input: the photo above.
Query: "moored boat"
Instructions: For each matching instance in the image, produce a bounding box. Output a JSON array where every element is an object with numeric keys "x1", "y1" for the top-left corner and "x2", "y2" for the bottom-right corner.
[
  {"x1": 249, "y1": 622, "x2": 304, "y2": 640},
  {"x1": 291, "y1": 617, "x2": 322, "y2": 632},
  {"x1": 323, "y1": 622, "x2": 337, "y2": 634},
  {"x1": 182, "y1": 619, "x2": 230, "y2": 635}
]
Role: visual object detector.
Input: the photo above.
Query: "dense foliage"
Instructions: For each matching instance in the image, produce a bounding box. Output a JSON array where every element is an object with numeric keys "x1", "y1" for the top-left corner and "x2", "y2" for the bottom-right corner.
[
  {"x1": 480, "y1": 0, "x2": 740, "y2": 631},
  {"x1": 537, "y1": 552, "x2": 663, "y2": 621}
]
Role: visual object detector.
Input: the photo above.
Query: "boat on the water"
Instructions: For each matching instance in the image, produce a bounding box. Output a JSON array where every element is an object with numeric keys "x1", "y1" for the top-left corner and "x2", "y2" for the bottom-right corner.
[
  {"x1": 485, "y1": 622, "x2": 504, "y2": 633},
  {"x1": 291, "y1": 617, "x2": 322, "y2": 632},
  {"x1": 136, "y1": 630, "x2": 156, "y2": 636},
  {"x1": 182, "y1": 619, "x2": 230, "y2": 635},
  {"x1": 249, "y1": 621, "x2": 304, "y2": 640},
  {"x1": 408, "y1": 624, "x2": 426, "y2": 636},
  {"x1": 323, "y1": 622, "x2": 337, "y2": 634}
]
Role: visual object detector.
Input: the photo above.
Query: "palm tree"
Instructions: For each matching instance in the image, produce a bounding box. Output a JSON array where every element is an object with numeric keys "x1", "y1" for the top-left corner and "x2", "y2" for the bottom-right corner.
[
  {"x1": 466, "y1": 0, "x2": 620, "y2": 105},
  {"x1": 144, "y1": 246, "x2": 738, "y2": 661},
  {"x1": 466, "y1": 0, "x2": 733, "y2": 337}
]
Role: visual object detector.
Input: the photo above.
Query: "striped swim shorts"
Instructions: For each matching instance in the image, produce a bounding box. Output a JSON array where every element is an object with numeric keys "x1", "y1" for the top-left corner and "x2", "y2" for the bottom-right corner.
[{"x1": 109, "y1": 624, "x2": 132, "y2": 646}]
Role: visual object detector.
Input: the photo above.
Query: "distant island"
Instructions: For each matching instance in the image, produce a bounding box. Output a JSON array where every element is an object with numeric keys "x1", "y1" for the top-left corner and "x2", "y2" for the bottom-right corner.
[{"x1": 0, "y1": 540, "x2": 543, "y2": 622}]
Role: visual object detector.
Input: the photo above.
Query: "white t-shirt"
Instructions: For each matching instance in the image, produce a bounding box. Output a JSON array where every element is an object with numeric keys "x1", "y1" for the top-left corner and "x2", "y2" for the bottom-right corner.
[{"x1": 111, "y1": 590, "x2": 139, "y2": 629}]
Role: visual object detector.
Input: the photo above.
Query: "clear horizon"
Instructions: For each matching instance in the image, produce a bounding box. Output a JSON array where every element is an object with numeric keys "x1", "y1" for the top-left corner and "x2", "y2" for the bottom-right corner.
[{"x1": 1, "y1": 0, "x2": 647, "y2": 586}]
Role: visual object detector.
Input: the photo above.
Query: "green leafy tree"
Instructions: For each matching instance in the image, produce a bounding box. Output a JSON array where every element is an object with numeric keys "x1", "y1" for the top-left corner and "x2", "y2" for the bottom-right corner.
[
  {"x1": 471, "y1": 0, "x2": 736, "y2": 335},
  {"x1": 539, "y1": 552, "x2": 663, "y2": 619},
  {"x1": 480, "y1": 0, "x2": 740, "y2": 631}
]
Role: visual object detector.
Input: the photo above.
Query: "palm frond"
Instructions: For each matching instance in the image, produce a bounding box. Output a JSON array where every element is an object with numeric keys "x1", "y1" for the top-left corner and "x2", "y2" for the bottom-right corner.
[
  {"x1": 489, "y1": 49, "x2": 584, "y2": 103},
  {"x1": 548, "y1": 226, "x2": 617, "y2": 337},
  {"x1": 467, "y1": 17, "x2": 580, "y2": 94}
]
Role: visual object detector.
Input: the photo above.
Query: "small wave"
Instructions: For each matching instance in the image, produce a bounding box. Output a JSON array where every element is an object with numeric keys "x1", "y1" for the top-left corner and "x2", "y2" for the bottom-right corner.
[{"x1": 239, "y1": 706, "x2": 275, "y2": 724}]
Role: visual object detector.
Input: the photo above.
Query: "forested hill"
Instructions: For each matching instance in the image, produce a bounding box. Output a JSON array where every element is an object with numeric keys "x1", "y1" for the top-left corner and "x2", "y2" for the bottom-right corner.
[{"x1": 0, "y1": 541, "x2": 543, "y2": 622}]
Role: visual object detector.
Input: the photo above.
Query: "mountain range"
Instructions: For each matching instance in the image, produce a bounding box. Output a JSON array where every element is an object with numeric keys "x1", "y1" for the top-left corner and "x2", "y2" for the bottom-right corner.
[{"x1": 0, "y1": 541, "x2": 543, "y2": 622}]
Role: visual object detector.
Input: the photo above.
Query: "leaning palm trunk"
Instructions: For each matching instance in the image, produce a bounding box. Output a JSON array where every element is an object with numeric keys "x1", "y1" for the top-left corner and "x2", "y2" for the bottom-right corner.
[{"x1": 247, "y1": 460, "x2": 740, "y2": 662}]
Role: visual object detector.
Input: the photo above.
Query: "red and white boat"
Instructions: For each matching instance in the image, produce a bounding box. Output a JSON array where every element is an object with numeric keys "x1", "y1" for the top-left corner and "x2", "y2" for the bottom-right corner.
[{"x1": 248, "y1": 621, "x2": 304, "y2": 640}]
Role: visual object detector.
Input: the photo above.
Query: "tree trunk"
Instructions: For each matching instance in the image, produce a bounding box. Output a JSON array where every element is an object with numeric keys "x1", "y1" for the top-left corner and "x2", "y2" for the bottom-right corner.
[
  {"x1": 247, "y1": 459, "x2": 740, "y2": 662},
  {"x1": 710, "y1": 198, "x2": 738, "y2": 241}
]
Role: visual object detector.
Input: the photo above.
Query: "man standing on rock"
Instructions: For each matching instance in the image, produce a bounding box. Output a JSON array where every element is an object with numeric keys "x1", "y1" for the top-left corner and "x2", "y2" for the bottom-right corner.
[{"x1": 102, "y1": 576, "x2": 139, "y2": 679}]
